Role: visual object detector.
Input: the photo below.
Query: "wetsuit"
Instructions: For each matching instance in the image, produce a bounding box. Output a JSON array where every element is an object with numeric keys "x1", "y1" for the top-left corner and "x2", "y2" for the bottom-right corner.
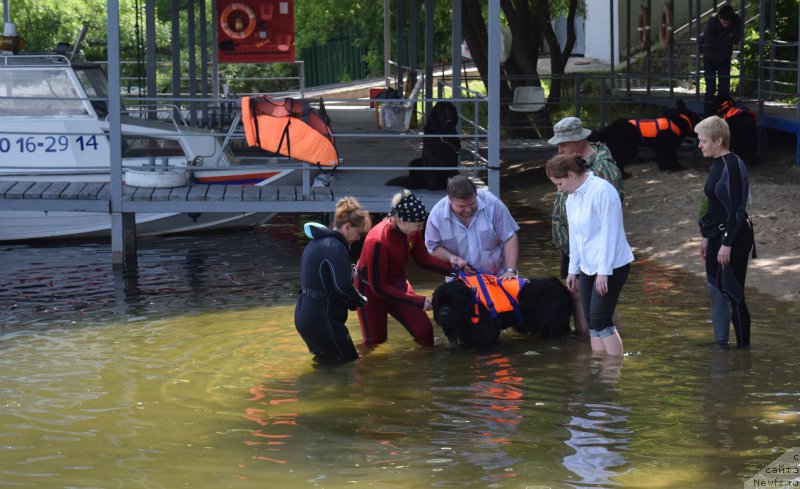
[
  {"x1": 355, "y1": 219, "x2": 452, "y2": 346},
  {"x1": 295, "y1": 225, "x2": 366, "y2": 364},
  {"x1": 702, "y1": 153, "x2": 754, "y2": 347}
]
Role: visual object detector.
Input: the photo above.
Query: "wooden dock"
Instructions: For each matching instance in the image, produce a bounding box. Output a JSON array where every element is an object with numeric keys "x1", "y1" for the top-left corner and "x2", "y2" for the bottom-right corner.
[
  {"x1": 0, "y1": 105, "x2": 461, "y2": 220},
  {"x1": 0, "y1": 103, "x2": 555, "y2": 268},
  {"x1": 0, "y1": 179, "x2": 446, "y2": 214}
]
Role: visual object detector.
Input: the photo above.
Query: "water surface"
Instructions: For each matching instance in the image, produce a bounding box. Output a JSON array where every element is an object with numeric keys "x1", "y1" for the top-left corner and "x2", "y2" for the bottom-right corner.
[{"x1": 1, "y1": 209, "x2": 798, "y2": 488}]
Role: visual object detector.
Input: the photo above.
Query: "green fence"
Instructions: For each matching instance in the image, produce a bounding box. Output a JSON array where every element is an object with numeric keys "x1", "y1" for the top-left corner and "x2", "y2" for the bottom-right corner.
[{"x1": 300, "y1": 32, "x2": 367, "y2": 88}]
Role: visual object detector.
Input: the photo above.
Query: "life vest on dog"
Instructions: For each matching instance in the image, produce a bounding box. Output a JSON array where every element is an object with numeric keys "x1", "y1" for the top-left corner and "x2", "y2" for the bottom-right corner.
[
  {"x1": 628, "y1": 113, "x2": 694, "y2": 141},
  {"x1": 456, "y1": 270, "x2": 526, "y2": 325},
  {"x1": 627, "y1": 117, "x2": 682, "y2": 138},
  {"x1": 718, "y1": 100, "x2": 758, "y2": 124}
]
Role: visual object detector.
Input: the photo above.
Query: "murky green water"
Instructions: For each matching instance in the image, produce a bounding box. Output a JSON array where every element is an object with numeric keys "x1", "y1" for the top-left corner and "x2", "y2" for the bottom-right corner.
[{"x1": 1, "y1": 209, "x2": 798, "y2": 488}]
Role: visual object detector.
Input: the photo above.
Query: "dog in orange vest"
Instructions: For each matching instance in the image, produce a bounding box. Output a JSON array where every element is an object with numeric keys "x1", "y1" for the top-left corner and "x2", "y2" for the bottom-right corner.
[
  {"x1": 713, "y1": 95, "x2": 758, "y2": 166},
  {"x1": 589, "y1": 99, "x2": 700, "y2": 175},
  {"x1": 431, "y1": 272, "x2": 573, "y2": 347}
]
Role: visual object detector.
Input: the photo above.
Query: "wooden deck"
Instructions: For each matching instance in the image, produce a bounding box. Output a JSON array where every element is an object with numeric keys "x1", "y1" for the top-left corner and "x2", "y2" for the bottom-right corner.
[
  {"x1": 0, "y1": 104, "x2": 459, "y2": 218},
  {"x1": 0, "y1": 179, "x2": 447, "y2": 214}
]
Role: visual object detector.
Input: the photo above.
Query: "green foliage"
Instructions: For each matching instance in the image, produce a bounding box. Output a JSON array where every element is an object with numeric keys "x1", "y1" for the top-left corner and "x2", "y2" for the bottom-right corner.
[
  {"x1": 219, "y1": 62, "x2": 298, "y2": 94},
  {"x1": 2, "y1": 0, "x2": 175, "y2": 85},
  {"x1": 294, "y1": 0, "x2": 454, "y2": 77},
  {"x1": 740, "y1": 0, "x2": 798, "y2": 101},
  {"x1": 548, "y1": 0, "x2": 586, "y2": 19}
]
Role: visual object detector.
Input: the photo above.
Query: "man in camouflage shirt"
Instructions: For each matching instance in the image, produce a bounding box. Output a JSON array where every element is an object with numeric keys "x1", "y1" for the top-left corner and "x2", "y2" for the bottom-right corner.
[{"x1": 548, "y1": 117, "x2": 625, "y2": 335}]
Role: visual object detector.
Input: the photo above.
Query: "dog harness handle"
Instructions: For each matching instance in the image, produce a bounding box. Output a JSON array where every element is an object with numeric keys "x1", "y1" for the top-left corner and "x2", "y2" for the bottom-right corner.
[
  {"x1": 496, "y1": 277, "x2": 524, "y2": 325},
  {"x1": 455, "y1": 268, "x2": 526, "y2": 325}
]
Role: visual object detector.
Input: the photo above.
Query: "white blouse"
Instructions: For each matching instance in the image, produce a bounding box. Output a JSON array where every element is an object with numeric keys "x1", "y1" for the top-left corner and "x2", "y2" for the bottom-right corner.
[{"x1": 566, "y1": 173, "x2": 634, "y2": 276}]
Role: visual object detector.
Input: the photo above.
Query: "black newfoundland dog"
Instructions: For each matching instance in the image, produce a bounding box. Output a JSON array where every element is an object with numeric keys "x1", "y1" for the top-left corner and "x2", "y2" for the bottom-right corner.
[
  {"x1": 386, "y1": 101, "x2": 460, "y2": 190},
  {"x1": 589, "y1": 99, "x2": 700, "y2": 174},
  {"x1": 432, "y1": 275, "x2": 573, "y2": 347},
  {"x1": 713, "y1": 95, "x2": 758, "y2": 166}
]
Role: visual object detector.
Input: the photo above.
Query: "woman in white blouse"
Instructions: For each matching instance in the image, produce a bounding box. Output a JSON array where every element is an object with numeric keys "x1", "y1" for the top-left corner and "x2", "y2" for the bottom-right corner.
[{"x1": 546, "y1": 154, "x2": 634, "y2": 356}]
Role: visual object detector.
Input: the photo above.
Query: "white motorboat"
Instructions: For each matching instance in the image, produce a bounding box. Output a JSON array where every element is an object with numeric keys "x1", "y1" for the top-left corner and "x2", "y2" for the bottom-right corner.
[{"x1": 0, "y1": 51, "x2": 307, "y2": 241}]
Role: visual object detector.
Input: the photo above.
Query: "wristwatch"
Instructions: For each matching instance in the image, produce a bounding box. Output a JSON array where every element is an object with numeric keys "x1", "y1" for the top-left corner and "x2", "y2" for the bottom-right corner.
[{"x1": 506, "y1": 267, "x2": 518, "y2": 276}]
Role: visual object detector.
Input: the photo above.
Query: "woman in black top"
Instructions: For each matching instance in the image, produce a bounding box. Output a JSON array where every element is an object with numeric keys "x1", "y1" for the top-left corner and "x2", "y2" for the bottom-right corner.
[
  {"x1": 295, "y1": 197, "x2": 372, "y2": 364},
  {"x1": 695, "y1": 116, "x2": 755, "y2": 348}
]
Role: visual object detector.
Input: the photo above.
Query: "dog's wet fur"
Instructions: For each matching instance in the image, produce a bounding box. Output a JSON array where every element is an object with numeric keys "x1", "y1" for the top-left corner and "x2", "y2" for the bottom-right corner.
[
  {"x1": 432, "y1": 277, "x2": 573, "y2": 347},
  {"x1": 386, "y1": 101, "x2": 460, "y2": 190}
]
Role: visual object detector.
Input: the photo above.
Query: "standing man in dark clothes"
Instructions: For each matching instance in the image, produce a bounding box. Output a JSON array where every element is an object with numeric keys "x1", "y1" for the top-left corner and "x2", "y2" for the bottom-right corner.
[{"x1": 701, "y1": 4, "x2": 743, "y2": 115}]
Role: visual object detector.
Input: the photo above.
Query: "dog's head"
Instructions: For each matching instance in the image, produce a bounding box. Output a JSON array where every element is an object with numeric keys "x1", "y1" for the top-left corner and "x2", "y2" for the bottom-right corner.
[
  {"x1": 673, "y1": 99, "x2": 701, "y2": 136},
  {"x1": 425, "y1": 101, "x2": 459, "y2": 133},
  {"x1": 713, "y1": 94, "x2": 735, "y2": 116},
  {"x1": 432, "y1": 279, "x2": 501, "y2": 346},
  {"x1": 432, "y1": 280, "x2": 475, "y2": 343}
]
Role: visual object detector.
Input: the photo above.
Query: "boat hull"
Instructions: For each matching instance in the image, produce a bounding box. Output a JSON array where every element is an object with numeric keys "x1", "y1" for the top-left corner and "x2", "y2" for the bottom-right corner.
[{"x1": 0, "y1": 210, "x2": 275, "y2": 241}]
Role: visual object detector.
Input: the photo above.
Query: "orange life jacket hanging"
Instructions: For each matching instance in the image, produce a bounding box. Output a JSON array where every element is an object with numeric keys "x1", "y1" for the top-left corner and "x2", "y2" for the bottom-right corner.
[{"x1": 241, "y1": 95, "x2": 339, "y2": 167}]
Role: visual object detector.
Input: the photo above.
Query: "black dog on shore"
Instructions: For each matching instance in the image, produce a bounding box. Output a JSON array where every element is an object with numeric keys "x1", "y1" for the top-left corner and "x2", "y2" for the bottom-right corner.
[
  {"x1": 432, "y1": 274, "x2": 573, "y2": 347},
  {"x1": 589, "y1": 99, "x2": 700, "y2": 174},
  {"x1": 713, "y1": 95, "x2": 758, "y2": 166},
  {"x1": 386, "y1": 101, "x2": 460, "y2": 190}
]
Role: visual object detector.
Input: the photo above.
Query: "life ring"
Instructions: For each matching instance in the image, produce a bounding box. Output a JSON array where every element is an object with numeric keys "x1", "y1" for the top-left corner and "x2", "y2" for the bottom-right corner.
[
  {"x1": 659, "y1": 2, "x2": 674, "y2": 47},
  {"x1": 124, "y1": 168, "x2": 188, "y2": 188},
  {"x1": 637, "y1": 5, "x2": 651, "y2": 49},
  {"x1": 220, "y1": 3, "x2": 257, "y2": 40}
]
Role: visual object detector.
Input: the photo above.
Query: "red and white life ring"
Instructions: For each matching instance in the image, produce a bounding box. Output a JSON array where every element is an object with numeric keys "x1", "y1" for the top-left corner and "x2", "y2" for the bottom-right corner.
[
  {"x1": 659, "y1": 2, "x2": 674, "y2": 47},
  {"x1": 637, "y1": 5, "x2": 651, "y2": 49},
  {"x1": 220, "y1": 3, "x2": 257, "y2": 40}
]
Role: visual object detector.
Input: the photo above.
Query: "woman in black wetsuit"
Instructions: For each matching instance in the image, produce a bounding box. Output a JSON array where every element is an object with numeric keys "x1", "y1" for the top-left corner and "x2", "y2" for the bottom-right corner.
[
  {"x1": 295, "y1": 197, "x2": 372, "y2": 364},
  {"x1": 695, "y1": 116, "x2": 755, "y2": 348}
]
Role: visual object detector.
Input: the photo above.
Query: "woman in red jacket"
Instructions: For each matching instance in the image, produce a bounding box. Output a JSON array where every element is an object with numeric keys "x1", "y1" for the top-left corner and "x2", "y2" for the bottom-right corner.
[{"x1": 356, "y1": 191, "x2": 452, "y2": 346}]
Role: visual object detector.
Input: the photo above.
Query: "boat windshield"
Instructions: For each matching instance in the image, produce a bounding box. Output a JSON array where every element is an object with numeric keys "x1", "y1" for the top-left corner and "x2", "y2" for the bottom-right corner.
[
  {"x1": 0, "y1": 67, "x2": 92, "y2": 117},
  {"x1": 122, "y1": 134, "x2": 185, "y2": 158},
  {"x1": 73, "y1": 64, "x2": 111, "y2": 118}
]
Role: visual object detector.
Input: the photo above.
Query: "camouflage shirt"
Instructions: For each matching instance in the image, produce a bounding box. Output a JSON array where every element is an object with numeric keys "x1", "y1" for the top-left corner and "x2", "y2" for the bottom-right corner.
[{"x1": 551, "y1": 142, "x2": 624, "y2": 254}]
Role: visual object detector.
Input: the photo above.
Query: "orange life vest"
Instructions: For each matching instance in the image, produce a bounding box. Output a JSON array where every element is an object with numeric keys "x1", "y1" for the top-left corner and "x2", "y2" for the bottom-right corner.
[
  {"x1": 628, "y1": 112, "x2": 694, "y2": 140},
  {"x1": 719, "y1": 100, "x2": 758, "y2": 124},
  {"x1": 241, "y1": 96, "x2": 339, "y2": 167},
  {"x1": 628, "y1": 117, "x2": 682, "y2": 138},
  {"x1": 457, "y1": 272, "x2": 525, "y2": 325}
]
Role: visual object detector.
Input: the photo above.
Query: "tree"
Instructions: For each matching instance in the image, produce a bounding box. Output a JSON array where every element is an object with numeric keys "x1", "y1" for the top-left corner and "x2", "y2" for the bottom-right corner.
[
  {"x1": 2, "y1": 0, "x2": 174, "y2": 88},
  {"x1": 462, "y1": 0, "x2": 584, "y2": 138}
]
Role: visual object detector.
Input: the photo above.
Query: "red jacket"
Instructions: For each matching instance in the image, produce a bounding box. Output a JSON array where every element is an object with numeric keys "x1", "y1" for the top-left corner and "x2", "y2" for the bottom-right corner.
[{"x1": 357, "y1": 219, "x2": 451, "y2": 307}]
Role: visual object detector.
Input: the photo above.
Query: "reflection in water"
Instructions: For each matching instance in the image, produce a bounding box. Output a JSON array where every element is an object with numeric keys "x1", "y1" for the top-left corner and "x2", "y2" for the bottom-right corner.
[
  {"x1": 563, "y1": 355, "x2": 630, "y2": 488},
  {"x1": 704, "y1": 347, "x2": 754, "y2": 477},
  {"x1": 431, "y1": 352, "x2": 525, "y2": 479},
  {"x1": 0, "y1": 217, "x2": 307, "y2": 329}
]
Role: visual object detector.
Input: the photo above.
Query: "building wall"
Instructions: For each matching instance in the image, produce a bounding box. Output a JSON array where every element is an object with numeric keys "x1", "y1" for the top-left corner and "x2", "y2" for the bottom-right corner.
[{"x1": 585, "y1": 0, "x2": 617, "y2": 64}]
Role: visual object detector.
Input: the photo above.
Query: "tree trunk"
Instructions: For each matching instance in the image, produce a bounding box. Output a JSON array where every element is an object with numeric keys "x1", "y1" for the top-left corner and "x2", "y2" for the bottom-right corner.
[
  {"x1": 460, "y1": 0, "x2": 582, "y2": 139},
  {"x1": 541, "y1": 0, "x2": 579, "y2": 108},
  {"x1": 462, "y1": 0, "x2": 541, "y2": 139}
]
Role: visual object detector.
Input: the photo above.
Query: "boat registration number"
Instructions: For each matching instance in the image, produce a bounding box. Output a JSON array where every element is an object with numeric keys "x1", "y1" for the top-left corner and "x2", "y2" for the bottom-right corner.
[{"x1": 0, "y1": 135, "x2": 101, "y2": 154}]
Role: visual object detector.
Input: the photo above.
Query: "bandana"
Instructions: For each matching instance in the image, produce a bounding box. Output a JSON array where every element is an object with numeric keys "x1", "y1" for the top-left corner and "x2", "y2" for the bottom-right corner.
[{"x1": 389, "y1": 193, "x2": 428, "y2": 223}]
